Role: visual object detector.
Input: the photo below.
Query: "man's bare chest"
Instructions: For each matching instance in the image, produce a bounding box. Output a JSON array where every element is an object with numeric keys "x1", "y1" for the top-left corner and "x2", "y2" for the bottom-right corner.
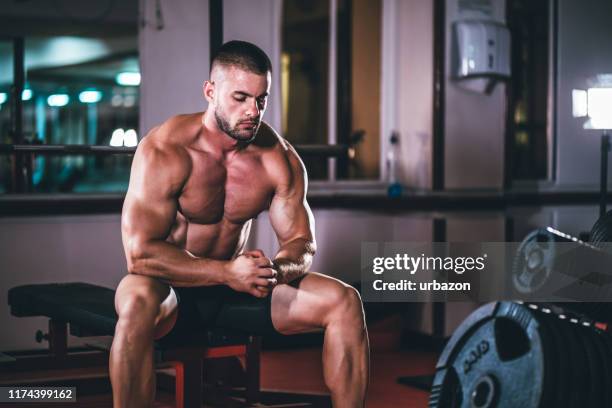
[{"x1": 177, "y1": 156, "x2": 274, "y2": 225}]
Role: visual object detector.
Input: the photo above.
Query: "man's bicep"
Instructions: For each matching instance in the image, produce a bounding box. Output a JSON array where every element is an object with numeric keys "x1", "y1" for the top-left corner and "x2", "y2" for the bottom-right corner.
[
  {"x1": 269, "y1": 194, "x2": 314, "y2": 245},
  {"x1": 268, "y1": 142, "x2": 315, "y2": 246},
  {"x1": 269, "y1": 158, "x2": 315, "y2": 246}
]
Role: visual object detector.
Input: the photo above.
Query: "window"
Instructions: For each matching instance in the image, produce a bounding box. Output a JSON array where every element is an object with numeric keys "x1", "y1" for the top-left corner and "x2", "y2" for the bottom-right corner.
[
  {"x1": 0, "y1": 3, "x2": 139, "y2": 194},
  {"x1": 0, "y1": 39, "x2": 14, "y2": 193},
  {"x1": 281, "y1": 0, "x2": 381, "y2": 181},
  {"x1": 281, "y1": 0, "x2": 331, "y2": 180},
  {"x1": 506, "y1": 0, "x2": 552, "y2": 181}
]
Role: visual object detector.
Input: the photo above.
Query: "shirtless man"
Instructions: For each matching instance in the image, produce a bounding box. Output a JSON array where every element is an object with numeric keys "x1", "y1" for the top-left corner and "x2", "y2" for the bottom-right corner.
[{"x1": 110, "y1": 40, "x2": 369, "y2": 408}]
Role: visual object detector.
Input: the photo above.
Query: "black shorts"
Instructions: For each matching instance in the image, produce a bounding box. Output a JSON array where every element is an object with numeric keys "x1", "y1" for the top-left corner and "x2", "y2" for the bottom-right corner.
[{"x1": 167, "y1": 285, "x2": 279, "y2": 339}]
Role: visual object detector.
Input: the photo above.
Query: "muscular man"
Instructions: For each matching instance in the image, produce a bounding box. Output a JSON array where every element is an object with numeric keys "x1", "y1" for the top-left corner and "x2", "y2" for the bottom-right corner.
[{"x1": 110, "y1": 40, "x2": 369, "y2": 408}]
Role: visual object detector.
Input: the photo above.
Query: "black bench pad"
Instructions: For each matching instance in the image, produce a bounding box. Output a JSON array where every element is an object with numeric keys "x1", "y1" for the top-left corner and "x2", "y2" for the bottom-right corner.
[
  {"x1": 8, "y1": 282, "x2": 251, "y2": 348},
  {"x1": 9, "y1": 283, "x2": 117, "y2": 336}
]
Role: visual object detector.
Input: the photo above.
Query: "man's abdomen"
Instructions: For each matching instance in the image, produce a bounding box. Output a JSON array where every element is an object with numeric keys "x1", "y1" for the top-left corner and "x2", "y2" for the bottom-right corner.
[{"x1": 179, "y1": 219, "x2": 251, "y2": 260}]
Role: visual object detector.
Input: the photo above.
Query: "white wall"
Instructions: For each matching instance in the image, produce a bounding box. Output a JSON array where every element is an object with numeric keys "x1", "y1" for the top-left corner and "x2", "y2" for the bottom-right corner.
[
  {"x1": 555, "y1": 0, "x2": 612, "y2": 189},
  {"x1": 444, "y1": 0, "x2": 506, "y2": 189},
  {"x1": 0, "y1": 215, "x2": 126, "y2": 350},
  {"x1": 139, "y1": 0, "x2": 210, "y2": 135}
]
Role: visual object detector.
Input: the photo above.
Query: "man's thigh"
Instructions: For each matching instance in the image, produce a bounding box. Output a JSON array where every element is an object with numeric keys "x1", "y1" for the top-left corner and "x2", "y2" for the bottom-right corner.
[{"x1": 270, "y1": 272, "x2": 356, "y2": 335}]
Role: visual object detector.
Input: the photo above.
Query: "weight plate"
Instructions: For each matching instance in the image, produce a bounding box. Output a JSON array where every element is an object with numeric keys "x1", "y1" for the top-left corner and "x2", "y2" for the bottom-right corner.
[
  {"x1": 597, "y1": 330, "x2": 612, "y2": 406},
  {"x1": 529, "y1": 309, "x2": 560, "y2": 408},
  {"x1": 512, "y1": 229, "x2": 557, "y2": 295},
  {"x1": 556, "y1": 317, "x2": 590, "y2": 408},
  {"x1": 590, "y1": 210, "x2": 612, "y2": 249},
  {"x1": 581, "y1": 326, "x2": 608, "y2": 407},
  {"x1": 538, "y1": 310, "x2": 571, "y2": 408},
  {"x1": 429, "y1": 302, "x2": 548, "y2": 408},
  {"x1": 585, "y1": 211, "x2": 612, "y2": 322}
]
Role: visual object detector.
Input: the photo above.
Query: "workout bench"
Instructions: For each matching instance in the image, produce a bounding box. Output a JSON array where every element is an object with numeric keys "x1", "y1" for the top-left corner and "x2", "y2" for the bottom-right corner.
[{"x1": 1, "y1": 282, "x2": 261, "y2": 407}]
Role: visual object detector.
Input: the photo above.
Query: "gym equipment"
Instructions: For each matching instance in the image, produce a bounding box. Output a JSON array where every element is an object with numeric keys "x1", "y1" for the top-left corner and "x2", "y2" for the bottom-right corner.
[
  {"x1": 1, "y1": 282, "x2": 261, "y2": 408},
  {"x1": 590, "y1": 209, "x2": 612, "y2": 250},
  {"x1": 0, "y1": 143, "x2": 349, "y2": 157},
  {"x1": 428, "y1": 301, "x2": 612, "y2": 408},
  {"x1": 511, "y1": 227, "x2": 612, "y2": 300}
]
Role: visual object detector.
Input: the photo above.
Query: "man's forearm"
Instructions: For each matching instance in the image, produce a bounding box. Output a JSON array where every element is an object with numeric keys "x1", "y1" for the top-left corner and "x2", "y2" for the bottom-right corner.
[
  {"x1": 128, "y1": 240, "x2": 227, "y2": 287},
  {"x1": 273, "y1": 238, "x2": 316, "y2": 284}
]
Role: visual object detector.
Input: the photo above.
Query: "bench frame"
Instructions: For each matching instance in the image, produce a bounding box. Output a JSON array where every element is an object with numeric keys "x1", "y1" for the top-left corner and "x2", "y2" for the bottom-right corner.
[{"x1": 0, "y1": 318, "x2": 261, "y2": 407}]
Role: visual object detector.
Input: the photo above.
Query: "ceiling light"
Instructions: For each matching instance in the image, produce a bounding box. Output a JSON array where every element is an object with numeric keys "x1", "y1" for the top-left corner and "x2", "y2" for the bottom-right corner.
[
  {"x1": 22, "y1": 89, "x2": 33, "y2": 101},
  {"x1": 78, "y1": 90, "x2": 103, "y2": 103},
  {"x1": 116, "y1": 72, "x2": 141, "y2": 86},
  {"x1": 47, "y1": 94, "x2": 70, "y2": 107}
]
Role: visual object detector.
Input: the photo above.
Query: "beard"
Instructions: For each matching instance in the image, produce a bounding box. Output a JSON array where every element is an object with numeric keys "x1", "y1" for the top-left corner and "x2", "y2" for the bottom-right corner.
[{"x1": 214, "y1": 108, "x2": 261, "y2": 143}]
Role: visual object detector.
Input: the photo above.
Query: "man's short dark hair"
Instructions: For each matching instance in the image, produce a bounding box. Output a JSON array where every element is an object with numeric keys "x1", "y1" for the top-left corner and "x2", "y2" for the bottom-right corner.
[{"x1": 211, "y1": 40, "x2": 272, "y2": 75}]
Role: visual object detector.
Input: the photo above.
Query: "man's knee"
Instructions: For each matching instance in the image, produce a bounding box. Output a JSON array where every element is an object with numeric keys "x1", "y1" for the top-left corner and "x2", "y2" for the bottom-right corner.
[
  {"x1": 118, "y1": 291, "x2": 160, "y2": 319},
  {"x1": 115, "y1": 277, "x2": 165, "y2": 331},
  {"x1": 326, "y1": 283, "x2": 364, "y2": 323}
]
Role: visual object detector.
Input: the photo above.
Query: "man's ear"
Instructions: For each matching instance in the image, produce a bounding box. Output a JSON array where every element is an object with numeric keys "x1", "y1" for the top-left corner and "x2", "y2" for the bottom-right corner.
[{"x1": 203, "y1": 80, "x2": 215, "y2": 103}]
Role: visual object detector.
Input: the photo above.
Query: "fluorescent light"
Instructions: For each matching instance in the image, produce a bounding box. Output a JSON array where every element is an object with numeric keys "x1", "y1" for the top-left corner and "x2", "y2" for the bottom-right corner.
[
  {"x1": 124, "y1": 129, "x2": 138, "y2": 147},
  {"x1": 22, "y1": 89, "x2": 33, "y2": 101},
  {"x1": 572, "y1": 89, "x2": 587, "y2": 117},
  {"x1": 111, "y1": 94, "x2": 123, "y2": 107},
  {"x1": 587, "y1": 87, "x2": 612, "y2": 130},
  {"x1": 123, "y1": 95, "x2": 136, "y2": 108},
  {"x1": 110, "y1": 128, "x2": 125, "y2": 147},
  {"x1": 78, "y1": 90, "x2": 102, "y2": 103},
  {"x1": 116, "y1": 72, "x2": 141, "y2": 86},
  {"x1": 47, "y1": 94, "x2": 70, "y2": 107},
  {"x1": 0, "y1": 90, "x2": 33, "y2": 103}
]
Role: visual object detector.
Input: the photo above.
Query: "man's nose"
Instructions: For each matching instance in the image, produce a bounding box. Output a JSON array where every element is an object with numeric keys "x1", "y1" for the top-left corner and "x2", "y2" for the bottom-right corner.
[{"x1": 245, "y1": 99, "x2": 260, "y2": 118}]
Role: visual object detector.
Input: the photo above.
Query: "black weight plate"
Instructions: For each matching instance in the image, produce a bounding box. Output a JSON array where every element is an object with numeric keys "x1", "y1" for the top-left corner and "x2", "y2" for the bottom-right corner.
[
  {"x1": 489, "y1": 302, "x2": 547, "y2": 407},
  {"x1": 586, "y1": 212, "x2": 612, "y2": 322},
  {"x1": 590, "y1": 210, "x2": 612, "y2": 248},
  {"x1": 560, "y1": 318, "x2": 590, "y2": 408},
  {"x1": 429, "y1": 366, "x2": 462, "y2": 408},
  {"x1": 597, "y1": 330, "x2": 612, "y2": 406},
  {"x1": 571, "y1": 322, "x2": 603, "y2": 407},
  {"x1": 531, "y1": 309, "x2": 561, "y2": 408},
  {"x1": 512, "y1": 230, "x2": 557, "y2": 295},
  {"x1": 430, "y1": 303, "x2": 500, "y2": 408},
  {"x1": 539, "y1": 310, "x2": 571, "y2": 408},
  {"x1": 584, "y1": 327, "x2": 609, "y2": 407},
  {"x1": 429, "y1": 302, "x2": 547, "y2": 408}
]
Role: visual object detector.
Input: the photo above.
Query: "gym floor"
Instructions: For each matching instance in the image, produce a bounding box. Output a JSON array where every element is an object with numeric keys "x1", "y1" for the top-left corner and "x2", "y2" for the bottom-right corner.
[
  {"x1": 259, "y1": 347, "x2": 437, "y2": 407},
  {"x1": 0, "y1": 315, "x2": 438, "y2": 408}
]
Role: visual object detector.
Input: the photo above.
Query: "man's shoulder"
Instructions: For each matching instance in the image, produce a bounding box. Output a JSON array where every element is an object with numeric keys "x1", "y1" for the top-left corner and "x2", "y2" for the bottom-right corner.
[
  {"x1": 145, "y1": 113, "x2": 201, "y2": 147},
  {"x1": 141, "y1": 113, "x2": 202, "y2": 156},
  {"x1": 255, "y1": 122, "x2": 300, "y2": 162},
  {"x1": 255, "y1": 123, "x2": 305, "y2": 188},
  {"x1": 135, "y1": 124, "x2": 193, "y2": 181},
  {"x1": 138, "y1": 132, "x2": 188, "y2": 162}
]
